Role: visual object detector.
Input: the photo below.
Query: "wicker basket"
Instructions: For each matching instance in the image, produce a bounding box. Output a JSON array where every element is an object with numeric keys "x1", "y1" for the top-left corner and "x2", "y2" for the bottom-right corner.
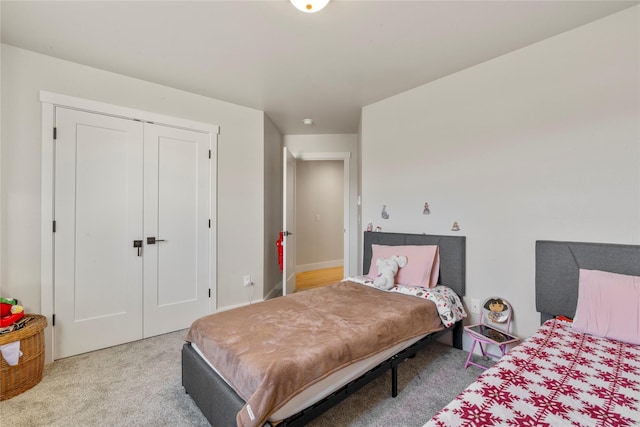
[{"x1": 0, "y1": 314, "x2": 47, "y2": 400}]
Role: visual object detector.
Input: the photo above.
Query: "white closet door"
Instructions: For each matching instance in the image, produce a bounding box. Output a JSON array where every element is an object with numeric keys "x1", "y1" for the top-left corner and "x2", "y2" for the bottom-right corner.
[
  {"x1": 143, "y1": 124, "x2": 210, "y2": 337},
  {"x1": 54, "y1": 108, "x2": 144, "y2": 359}
]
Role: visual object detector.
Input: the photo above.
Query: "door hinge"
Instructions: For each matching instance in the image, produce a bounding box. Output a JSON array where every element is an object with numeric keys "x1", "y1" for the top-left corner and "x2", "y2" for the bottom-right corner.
[
  {"x1": 208, "y1": 150, "x2": 211, "y2": 159},
  {"x1": 208, "y1": 289, "x2": 211, "y2": 298},
  {"x1": 208, "y1": 219, "x2": 211, "y2": 228},
  {"x1": 53, "y1": 127, "x2": 57, "y2": 140},
  {"x1": 53, "y1": 221, "x2": 57, "y2": 233},
  {"x1": 52, "y1": 314, "x2": 55, "y2": 326}
]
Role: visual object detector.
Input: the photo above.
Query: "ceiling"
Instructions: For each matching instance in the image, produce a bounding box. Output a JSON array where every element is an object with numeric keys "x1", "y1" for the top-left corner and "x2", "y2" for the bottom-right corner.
[{"x1": 1, "y1": 1, "x2": 637, "y2": 135}]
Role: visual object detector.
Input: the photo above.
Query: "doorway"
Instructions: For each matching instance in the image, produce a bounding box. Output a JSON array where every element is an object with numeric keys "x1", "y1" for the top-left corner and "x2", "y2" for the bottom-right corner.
[
  {"x1": 294, "y1": 160, "x2": 344, "y2": 290},
  {"x1": 282, "y1": 151, "x2": 351, "y2": 295}
]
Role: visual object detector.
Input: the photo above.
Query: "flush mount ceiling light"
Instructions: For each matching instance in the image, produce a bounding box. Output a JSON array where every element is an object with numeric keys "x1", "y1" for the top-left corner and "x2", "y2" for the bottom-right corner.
[
  {"x1": 303, "y1": 118, "x2": 314, "y2": 125},
  {"x1": 290, "y1": 0, "x2": 330, "y2": 13}
]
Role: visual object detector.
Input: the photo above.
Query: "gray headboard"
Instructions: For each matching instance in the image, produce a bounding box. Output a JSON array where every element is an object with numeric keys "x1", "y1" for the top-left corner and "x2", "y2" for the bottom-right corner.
[
  {"x1": 363, "y1": 232, "x2": 466, "y2": 297},
  {"x1": 536, "y1": 240, "x2": 640, "y2": 324}
]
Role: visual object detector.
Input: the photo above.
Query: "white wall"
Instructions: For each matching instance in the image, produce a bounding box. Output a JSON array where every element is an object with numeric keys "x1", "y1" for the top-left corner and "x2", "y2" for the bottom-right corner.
[
  {"x1": 1, "y1": 44, "x2": 267, "y2": 316},
  {"x1": 284, "y1": 134, "x2": 359, "y2": 276},
  {"x1": 295, "y1": 160, "x2": 344, "y2": 271},
  {"x1": 361, "y1": 6, "x2": 640, "y2": 343}
]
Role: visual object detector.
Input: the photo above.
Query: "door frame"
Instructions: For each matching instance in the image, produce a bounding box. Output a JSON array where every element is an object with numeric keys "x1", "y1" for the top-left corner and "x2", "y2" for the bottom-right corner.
[
  {"x1": 282, "y1": 148, "x2": 296, "y2": 296},
  {"x1": 40, "y1": 91, "x2": 219, "y2": 363},
  {"x1": 286, "y1": 152, "x2": 351, "y2": 292}
]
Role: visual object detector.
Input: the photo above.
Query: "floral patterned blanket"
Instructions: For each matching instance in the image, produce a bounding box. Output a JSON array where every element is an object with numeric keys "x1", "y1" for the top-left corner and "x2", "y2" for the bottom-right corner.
[
  {"x1": 426, "y1": 318, "x2": 640, "y2": 427},
  {"x1": 346, "y1": 276, "x2": 467, "y2": 327}
]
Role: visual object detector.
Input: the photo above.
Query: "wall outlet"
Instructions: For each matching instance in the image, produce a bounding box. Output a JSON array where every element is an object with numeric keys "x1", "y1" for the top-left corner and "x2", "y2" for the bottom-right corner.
[
  {"x1": 470, "y1": 298, "x2": 481, "y2": 314},
  {"x1": 243, "y1": 275, "x2": 252, "y2": 287}
]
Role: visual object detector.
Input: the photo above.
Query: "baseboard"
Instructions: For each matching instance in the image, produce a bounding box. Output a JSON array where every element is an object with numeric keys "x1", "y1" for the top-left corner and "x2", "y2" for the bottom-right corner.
[
  {"x1": 296, "y1": 259, "x2": 343, "y2": 273},
  {"x1": 265, "y1": 283, "x2": 282, "y2": 300},
  {"x1": 215, "y1": 297, "x2": 265, "y2": 313}
]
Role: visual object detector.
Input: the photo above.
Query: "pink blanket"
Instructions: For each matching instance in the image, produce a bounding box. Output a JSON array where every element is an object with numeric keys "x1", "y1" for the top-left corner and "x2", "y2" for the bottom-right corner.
[{"x1": 186, "y1": 280, "x2": 444, "y2": 427}]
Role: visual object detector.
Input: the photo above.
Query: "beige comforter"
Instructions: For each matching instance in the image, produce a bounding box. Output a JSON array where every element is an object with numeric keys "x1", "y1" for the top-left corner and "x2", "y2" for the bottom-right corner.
[{"x1": 185, "y1": 280, "x2": 444, "y2": 427}]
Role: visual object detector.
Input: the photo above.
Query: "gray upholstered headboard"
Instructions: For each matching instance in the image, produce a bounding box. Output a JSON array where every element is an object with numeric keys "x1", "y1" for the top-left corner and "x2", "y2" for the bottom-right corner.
[
  {"x1": 535, "y1": 240, "x2": 640, "y2": 324},
  {"x1": 363, "y1": 232, "x2": 466, "y2": 297}
]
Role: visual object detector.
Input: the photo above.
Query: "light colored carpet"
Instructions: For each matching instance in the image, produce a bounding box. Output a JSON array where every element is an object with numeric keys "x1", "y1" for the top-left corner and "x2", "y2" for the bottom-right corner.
[
  {"x1": 305, "y1": 341, "x2": 492, "y2": 427},
  {"x1": 0, "y1": 330, "x2": 492, "y2": 426}
]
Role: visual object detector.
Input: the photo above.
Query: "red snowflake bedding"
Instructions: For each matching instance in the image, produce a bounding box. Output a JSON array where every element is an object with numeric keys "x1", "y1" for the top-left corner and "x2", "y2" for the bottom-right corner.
[{"x1": 426, "y1": 319, "x2": 640, "y2": 427}]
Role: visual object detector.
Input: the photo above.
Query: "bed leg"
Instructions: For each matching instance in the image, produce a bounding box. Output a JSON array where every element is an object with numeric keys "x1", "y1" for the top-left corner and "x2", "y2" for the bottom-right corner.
[
  {"x1": 453, "y1": 321, "x2": 463, "y2": 350},
  {"x1": 391, "y1": 365, "x2": 398, "y2": 397}
]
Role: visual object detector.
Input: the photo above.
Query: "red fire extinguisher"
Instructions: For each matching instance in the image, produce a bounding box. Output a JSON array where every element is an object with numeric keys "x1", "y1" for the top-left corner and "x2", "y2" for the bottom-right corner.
[{"x1": 276, "y1": 231, "x2": 284, "y2": 272}]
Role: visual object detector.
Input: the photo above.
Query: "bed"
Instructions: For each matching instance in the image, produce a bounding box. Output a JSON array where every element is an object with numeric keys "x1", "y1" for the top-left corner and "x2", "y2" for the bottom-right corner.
[
  {"x1": 182, "y1": 232, "x2": 466, "y2": 427},
  {"x1": 426, "y1": 240, "x2": 640, "y2": 427}
]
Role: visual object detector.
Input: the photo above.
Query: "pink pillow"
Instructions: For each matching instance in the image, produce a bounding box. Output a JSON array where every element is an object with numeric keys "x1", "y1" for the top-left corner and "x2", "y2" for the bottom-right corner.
[
  {"x1": 368, "y1": 245, "x2": 440, "y2": 288},
  {"x1": 572, "y1": 269, "x2": 640, "y2": 345}
]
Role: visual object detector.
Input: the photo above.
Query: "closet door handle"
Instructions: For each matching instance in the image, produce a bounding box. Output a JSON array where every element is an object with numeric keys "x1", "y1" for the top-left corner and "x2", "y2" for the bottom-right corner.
[
  {"x1": 133, "y1": 240, "x2": 143, "y2": 256},
  {"x1": 147, "y1": 237, "x2": 165, "y2": 245}
]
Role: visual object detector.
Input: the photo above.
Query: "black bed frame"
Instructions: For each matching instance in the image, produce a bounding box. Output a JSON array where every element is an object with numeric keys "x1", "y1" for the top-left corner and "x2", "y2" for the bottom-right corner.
[
  {"x1": 535, "y1": 240, "x2": 640, "y2": 324},
  {"x1": 183, "y1": 232, "x2": 466, "y2": 426}
]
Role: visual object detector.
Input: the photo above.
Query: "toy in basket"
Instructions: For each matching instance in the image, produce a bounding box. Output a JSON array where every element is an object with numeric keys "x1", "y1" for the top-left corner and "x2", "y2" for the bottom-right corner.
[{"x1": 1, "y1": 298, "x2": 25, "y2": 330}]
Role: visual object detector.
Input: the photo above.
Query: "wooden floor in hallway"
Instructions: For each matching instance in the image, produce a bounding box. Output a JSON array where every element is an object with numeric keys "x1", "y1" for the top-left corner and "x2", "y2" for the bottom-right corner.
[{"x1": 295, "y1": 266, "x2": 344, "y2": 291}]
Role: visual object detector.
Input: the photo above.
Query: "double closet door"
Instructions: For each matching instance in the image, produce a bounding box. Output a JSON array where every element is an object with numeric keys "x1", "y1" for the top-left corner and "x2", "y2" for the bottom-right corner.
[{"x1": 54, "y1": 107, "x2": 211, "y2": 359}]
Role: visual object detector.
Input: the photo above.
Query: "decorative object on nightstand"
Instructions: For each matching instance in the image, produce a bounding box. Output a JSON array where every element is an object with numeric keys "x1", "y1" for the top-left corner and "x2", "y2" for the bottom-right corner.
[{"x1": 464, "y1": 297, "x2": 519, "y2": 370}]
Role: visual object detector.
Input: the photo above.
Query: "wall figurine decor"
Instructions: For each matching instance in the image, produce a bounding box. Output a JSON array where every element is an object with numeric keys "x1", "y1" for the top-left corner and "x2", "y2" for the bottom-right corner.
[
  {"x1": 423, "y1": 202, "x2": 431, "y2": 215},
  {"x1": 381, "y1": 205, "x2": 389, "y2": 219}
]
